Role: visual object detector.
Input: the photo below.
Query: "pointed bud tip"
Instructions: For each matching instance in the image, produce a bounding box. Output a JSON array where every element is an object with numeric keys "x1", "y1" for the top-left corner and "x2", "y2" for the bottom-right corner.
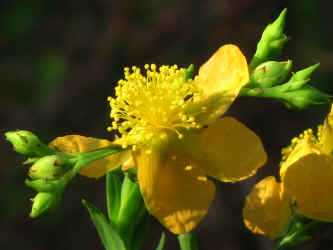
[
  {"x1": 184, "y1": 64, "x2": 195, "y2": 82},
  {"x1": 274, "y1": 8, "x2": 287, "y2": 27}
]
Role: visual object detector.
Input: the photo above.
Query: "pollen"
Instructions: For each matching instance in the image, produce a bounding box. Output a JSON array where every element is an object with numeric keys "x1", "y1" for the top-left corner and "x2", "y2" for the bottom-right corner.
[{"x1": 108, "y1": 64, "x2": 202, "y2": 146}]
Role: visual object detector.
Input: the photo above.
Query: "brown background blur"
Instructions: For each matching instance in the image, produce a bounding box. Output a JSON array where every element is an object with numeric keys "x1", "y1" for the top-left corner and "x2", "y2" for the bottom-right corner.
[{"x1": 1, "y1": 0, "x2": 333, "y2": 249}]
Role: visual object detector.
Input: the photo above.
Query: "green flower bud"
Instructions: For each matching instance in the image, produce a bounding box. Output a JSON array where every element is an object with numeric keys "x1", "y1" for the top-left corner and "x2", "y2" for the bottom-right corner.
[
  {"x1": 172, "y1": 64, "x2": 195, "y2": 90},
  {"x1": 25, "y1": 178, "x2": 66, "y2": 193},
  {"x1": 115, "y1": 174, "x2": 146, "y2": 244},
  {"x1": 250, "y1": 9, "x2": 288, "y2": 69},
  {"x1": 250, "y1": 60, "x2": 292, "y2": 88},
  {"x1": 30, "y1": 192, "x2": 62, "y2": 218},
  {"x1": 184, "y1": 64, "x2": 195, "y2": 82},
  {"x1": 5, "y1": 130, "x2": 53, "y2": 157},
  {"x1": 282, "y1": 85, "x2": 332, "y2": 109},
  {"x1": 28, "y1": 155, "x2": 69, "y2": 181}
]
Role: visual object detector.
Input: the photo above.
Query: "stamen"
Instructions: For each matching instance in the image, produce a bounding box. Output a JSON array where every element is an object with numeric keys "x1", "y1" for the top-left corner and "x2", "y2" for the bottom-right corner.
[{"x1": 107, "y1": 64, "x2": 203, "y2": 147}]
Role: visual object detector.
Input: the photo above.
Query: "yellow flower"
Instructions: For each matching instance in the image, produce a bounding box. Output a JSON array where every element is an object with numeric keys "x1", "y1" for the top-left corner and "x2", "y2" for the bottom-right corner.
[
  {"x1": 51, "y1": 45, "x2": 267, "y2": 234},
  {"x1": 281, "y1": 104, "x2": 333, "y2": 222},
  {"x1": 243, "y1": 104, "x2": 333, "y2": 239}
]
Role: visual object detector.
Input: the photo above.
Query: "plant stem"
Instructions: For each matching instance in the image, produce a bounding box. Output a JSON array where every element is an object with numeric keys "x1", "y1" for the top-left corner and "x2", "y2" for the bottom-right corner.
[{"x1": 178, "y1": 231, "x2": 199, "y2": 250}]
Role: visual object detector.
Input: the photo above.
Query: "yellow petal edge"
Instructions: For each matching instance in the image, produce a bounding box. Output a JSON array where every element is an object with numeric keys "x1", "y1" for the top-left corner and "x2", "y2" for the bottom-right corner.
[
  {"x1": 133, "y1": 149, "x2": 215, "y2": 234},
  {"x1": 49, "y1": 135, "x2": 130, "y2": 178},
  {"x1": 194, "y1": 44, "x2": 250, "y2": 124},
  {"x1": 243, "y1": 176, "x2": 291, "y2": 239},
  {"x1": 193, "y1": 117, "x2": 267, "y2": 182},
  {"x1": 283, "y1": 153, "x2": 333, "y2": 222}
]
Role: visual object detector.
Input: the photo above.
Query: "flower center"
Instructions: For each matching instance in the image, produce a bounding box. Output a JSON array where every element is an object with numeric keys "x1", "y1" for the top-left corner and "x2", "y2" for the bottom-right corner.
[{"x1": 107, "y1": 64, "x2": 202, "y2": 148}]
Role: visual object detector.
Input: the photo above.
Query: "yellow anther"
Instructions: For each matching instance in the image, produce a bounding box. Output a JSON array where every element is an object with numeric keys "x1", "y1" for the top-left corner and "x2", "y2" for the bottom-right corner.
[
  {"x1": 185, "y1": 165, "x2": 192, "y2": 171},
  {"x1": 151, "y1": 64, "x2": 156, "y2": 71},
  {"x1": 107, "y1": 64, "x2": 201, "y2": 147}
]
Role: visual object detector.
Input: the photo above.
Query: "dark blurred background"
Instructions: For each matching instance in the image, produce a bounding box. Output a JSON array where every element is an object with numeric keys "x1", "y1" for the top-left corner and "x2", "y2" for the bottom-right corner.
[{"x1": 1, "y1": 0, "x2": 333, "y2": 249}]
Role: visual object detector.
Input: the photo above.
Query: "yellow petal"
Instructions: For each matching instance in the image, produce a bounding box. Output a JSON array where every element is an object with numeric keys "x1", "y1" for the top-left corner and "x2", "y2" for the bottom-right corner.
[
  {"x1": 283, "y1": 153, "x2": 333, "y2": 222},
  {"x1": 243, "y1": 176, "x2": 292, "y2": 239},
  {"x1": 121, "y1": 157, "x2": 135, "y2": 171},
  {"x1": 191, "y1": 117, "x2": 267, "y2": 182},
  {"x1": 49, "y1": 135, "x2": 131, "y2": 178},
  {"x1": 280, "y1": 137, "x2": 321, "y2": 180},
  {"x1": 321, "y1": 104, "x2": 333, "y2": 154},
  {"x1": 194, "y1": 44, "x2": 249, "y2": 124},
  {"x1": 133, "y1": 149, "x2": 215, "y2": 234}
]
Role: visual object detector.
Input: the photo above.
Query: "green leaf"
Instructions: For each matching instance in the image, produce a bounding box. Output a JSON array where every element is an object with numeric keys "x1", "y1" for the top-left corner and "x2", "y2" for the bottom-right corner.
[
  {"x1": 82, "y1": 199, "x2": 126, "y2": 250},
  {"x1": 155, "y1": 232, "x2": 166, "y2": 250},
  {"x1": 106, "y1": 172, "x2": 122, "y2": 223},
  {"x1": 131, "y1": 211, "x2": 150, "y2": 250},
  {"x1": 117, "y1": 174, "x2": 146, "y2": 245}
]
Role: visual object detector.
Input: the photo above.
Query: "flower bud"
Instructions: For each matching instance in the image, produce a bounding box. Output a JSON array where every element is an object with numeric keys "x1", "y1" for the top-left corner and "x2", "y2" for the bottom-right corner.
[
  {"x1": 115, "y1": 174, "x2": 146, "y2": 241},
  {"x1": 5, "y1": 130, "x2": 53, "y2": 157},
  {"x1": 250, "y1": 60, "x2": 292, "y2": 88},
  {"x1": 282, "y1": 85, "x2": 332, "y2": 109},
  {"x1": 250, "y1": 9, "x2": 288, "y2": 69},
  {"x1": 184, "y1": 64, "x2": 195, "y2": 82},
  {"x1": 28, "y1": 155, "x2": 69, "y2": 181},
  {"x1": 30, "y1": 192, "x2": 62, "y2": 218}
]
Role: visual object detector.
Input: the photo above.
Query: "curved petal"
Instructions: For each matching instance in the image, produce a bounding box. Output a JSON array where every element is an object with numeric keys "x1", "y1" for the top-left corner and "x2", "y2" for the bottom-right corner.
[
  {"x1": 283, "y1": 153, "x2": 333, "y2": 222},
  {"x1": 49, "y1": 135, "x2": 131, "y2": 178},
  {"x1": 321, "y1": 104, "x2": 333, "y2": 154},
  {"x1": 243, "y1": 176, "x2": 291, "y2": 239},
  {"x1": 191, "y1": 117, "x2": 267, "y2": 182},
  {"x1": 194, "y1": 44, "x2": 249, "y2": 124},
  {"x1": 133, "y1": 149, "x2": 215, "y2": 234},
  {"x1": 280, "y1": 137, "x2": 321, "y2": 180}
]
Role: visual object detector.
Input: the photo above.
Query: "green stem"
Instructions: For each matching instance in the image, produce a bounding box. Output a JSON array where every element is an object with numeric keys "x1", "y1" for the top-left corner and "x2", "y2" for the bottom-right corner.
[
  {"x1": 239, "y1": 86, "x2": 284, "y2": 99},
  {"x1": 72, "y1": 144, "x2": 126, "y2": 173},
  {"x1": 178, "y1": 232, "x2": 199, "y2": 250}
]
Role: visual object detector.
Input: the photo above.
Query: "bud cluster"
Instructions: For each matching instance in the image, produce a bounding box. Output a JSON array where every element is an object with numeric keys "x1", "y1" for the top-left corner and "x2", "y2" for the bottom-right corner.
[
  {"x1": 240, "y1": 9, "x2": 332, "y2": 109},
  {"x1": 5, "y1": 130, "x2": 76, "y2": 217}
]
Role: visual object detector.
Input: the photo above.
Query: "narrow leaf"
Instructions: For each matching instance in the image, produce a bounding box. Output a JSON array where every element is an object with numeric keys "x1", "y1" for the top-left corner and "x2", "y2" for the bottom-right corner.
[
  {"x1": 155, "y1": 232, "x2": 166, "y2": 250},
  {"x1": 106, "y1": 171, "x2": 122, "y2": 223},
  {"x1": 82, "y1": 199, "x2": 126, "y2": 250},
  {"x1": 131, "y1": 211, "x2": 150, "y2": 250}
]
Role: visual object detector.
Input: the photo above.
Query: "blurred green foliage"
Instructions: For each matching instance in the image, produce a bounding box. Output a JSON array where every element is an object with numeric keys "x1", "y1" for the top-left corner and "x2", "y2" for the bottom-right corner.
[{"x1": 1, "y1": 0, "x2": 333, "y2": 249}]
